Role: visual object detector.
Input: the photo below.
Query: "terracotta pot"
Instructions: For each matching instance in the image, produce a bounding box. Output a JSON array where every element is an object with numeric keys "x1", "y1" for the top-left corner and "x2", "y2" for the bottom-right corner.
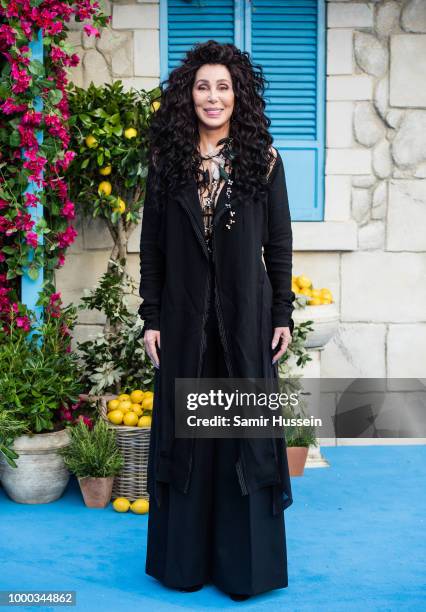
[
  {"x1": 287, "y1": 446, "x2": 309, "y2": 477},
  {"x1": 78, "y1": 476, "x2": 114, "y2": 508},
  {"x1": 0, "y1": 429, "x2": 71, "y2": 504}
]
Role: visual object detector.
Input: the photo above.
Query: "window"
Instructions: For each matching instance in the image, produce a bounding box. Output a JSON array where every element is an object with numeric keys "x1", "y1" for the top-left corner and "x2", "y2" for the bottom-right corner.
[{"x1": 161, "y1": 0, "x2": 325, "y2": 221}]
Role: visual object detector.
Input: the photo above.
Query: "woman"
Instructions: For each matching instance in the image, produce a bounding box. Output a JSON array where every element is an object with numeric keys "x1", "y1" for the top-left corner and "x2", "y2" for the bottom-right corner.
[{"x1": 139, "y1": 40, "x2": 295, "y2": 601}]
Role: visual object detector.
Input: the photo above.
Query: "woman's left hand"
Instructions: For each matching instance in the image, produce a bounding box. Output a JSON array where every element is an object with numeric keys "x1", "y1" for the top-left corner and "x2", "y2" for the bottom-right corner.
[{"x1": 271, "y1": 327, "x2": 292, "y2": 364}]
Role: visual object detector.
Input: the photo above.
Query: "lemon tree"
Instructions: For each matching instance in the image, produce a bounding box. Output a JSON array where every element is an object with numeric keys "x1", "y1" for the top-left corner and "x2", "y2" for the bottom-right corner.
[{"x1": 67, "y1": 80, "x2": 161, "y2": 233}]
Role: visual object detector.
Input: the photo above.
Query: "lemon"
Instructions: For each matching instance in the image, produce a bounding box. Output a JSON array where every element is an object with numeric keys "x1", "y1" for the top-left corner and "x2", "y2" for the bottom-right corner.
[
  {"x1": 311, "y1": 289, "x2": 321, "y2": 299},
  {"x1": 108, "y1": 409, "x2": 124, "y2": 425},
  {"x1": 130, "y1": 404, "x2": 143, "y2": 416},
  {"x1": 124, "y1": 127, "x2": 137, "y2": 139},
  {"x1": 123, "y1": 412, "x2": 139, "y2": 427},
  {"x1": 142, "y1": 396, "x2": 153, "y2": 411},
  {"x1": 98, "y1": 181, "x2": 112, "y2": 196},
  {"x1": 150, "y1": 100, "x2": 160, "y2": 113},
  {"x1": 299, "y1": 288, "x2": 312, "y2": 297},
  {"x1": 297, "y1": 275, "x2": 312, "y2": 289},
  {"x1": 85, "y1": 135, "x2": 98, "y2": 148},
  {"x1": 320, "y1": 288, "x2": 333, "y2": 300},
  {"x1": 130, "y1": 498, "x2": 149, "y2": 514},
  {"x1": 113, "y1": 197, "x2": 126, "y2": 214},
  {"x1": 130, "y1": 390, "x2": 145, "y2": 403},
  {"x1": 292, "y1": 282, "x2": 299, "y2": 294},
  {"x1": 321, "y1": 298, "x2": 332, "y2": 305},
  {"x1": 113, "y1": 497, "x2": 130, "y2": 512},
  {"x1": 138, "y1": 415, "x2": 152, "y2": 428},
  {"x1": 107, "y1": 399, "x2": 120, "y2": 411},
  {"x1": 99, "y1": 165, "x2": 112, "y2": 176},
  {"x1": 308, "y1": 298, "x2": 321, "y2": 306},
  {"x1": 118, "y1": 394, "x2": 130, "y2": 402},
  {"x1": 119, "y1": 400, "x2": 132, "y2": 413}
]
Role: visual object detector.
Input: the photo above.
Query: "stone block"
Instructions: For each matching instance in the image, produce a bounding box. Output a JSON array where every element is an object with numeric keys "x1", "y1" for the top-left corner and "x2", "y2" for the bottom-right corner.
[
  {"x1": 328, "y1": 3, "x2": 374, "y2": 28},
  {"x1": 390, "y1": 35, "x2": 426, "y2": 107},
  {"x1": 327, "y1": 29, "x2": 353, "y2": 74},
  {"x1": 325, "y1": 175, "x2": 352, "y2": 221},
  {"x1": 341, "y1": 252, "x2": 426, "y2": 322},
  {"x1": 387, "y1": 180, "x2": 426, "y2": 251},
  {"x1": 113, "y1": 3, "x2": 158, "y2": 29},
  {"x1": 327, "y1": 102, "x2": 354, "y2": 147},
  {"x1": 388, "y1": 324, "x2": 426, "y2": 378},
  {"x1": 321, "y1": 323, "x2": 386, "y2": 378},
  {"x1": 134, "y1": 30, "x2": 160, "y2": 77},
  {"x1": 327, "y1": 75, "x2": 373, "y2": 101},
  {"x1": 327, "y1": 148, "x2": 372, "y2": 175}
]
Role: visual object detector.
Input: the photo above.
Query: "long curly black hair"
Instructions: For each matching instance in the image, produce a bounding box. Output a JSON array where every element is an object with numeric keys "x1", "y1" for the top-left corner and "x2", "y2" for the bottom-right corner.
[{"x1": 148, "y1": 39, "x2": 275, "y2": 209}]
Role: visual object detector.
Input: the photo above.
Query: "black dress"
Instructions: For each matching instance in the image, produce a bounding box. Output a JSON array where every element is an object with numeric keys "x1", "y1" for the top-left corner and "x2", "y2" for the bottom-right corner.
[{"x1": 145, "y1": 179, "x2": 289, "y2": 596}]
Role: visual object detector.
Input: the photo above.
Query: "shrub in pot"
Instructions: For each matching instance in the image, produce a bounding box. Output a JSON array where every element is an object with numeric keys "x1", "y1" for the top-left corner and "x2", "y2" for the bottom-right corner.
[
  {"x1": 0, "y1": 292, "x2": 90, "y2": 503},
  {"x1": 58, "y1": 418, "x2": 124, "y2": 508}
]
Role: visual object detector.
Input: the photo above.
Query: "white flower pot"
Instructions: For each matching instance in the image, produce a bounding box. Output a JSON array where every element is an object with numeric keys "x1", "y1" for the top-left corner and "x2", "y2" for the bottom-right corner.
[
  {"x1": 0, "y1": 429, "x2": 71, "y2": 504},
  {"x1": 293, "y1": 303, "x2": 339, "y2": 349}
]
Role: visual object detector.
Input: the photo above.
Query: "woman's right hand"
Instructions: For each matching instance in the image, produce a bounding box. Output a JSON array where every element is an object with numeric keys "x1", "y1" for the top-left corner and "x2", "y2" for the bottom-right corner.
[{"x1": 144, "y1": 329, "x2": 161, "y2": 369}]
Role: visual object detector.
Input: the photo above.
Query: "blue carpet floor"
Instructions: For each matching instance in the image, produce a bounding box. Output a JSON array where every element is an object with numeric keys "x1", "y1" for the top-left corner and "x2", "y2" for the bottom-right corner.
[{"x1": 0, "y1": 445, "x2": 425, "y2": 612}]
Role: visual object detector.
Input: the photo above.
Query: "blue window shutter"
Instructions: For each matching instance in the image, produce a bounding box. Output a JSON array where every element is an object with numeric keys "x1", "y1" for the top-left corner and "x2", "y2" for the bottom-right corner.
[
  {"x1": 162, "y1": 0, "x2": 325, "y2": 221},
  {"x1": 165, "y1": 0, "x2": 237, "y2": 75},
  {"x1": 250, "y1": 0, "x2": 325, "y2": 221}
]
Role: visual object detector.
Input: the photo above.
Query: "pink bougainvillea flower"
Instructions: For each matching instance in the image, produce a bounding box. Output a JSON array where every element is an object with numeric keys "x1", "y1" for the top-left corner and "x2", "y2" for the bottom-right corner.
[
  {"x1": 24, "y1": 193, "x2": 40, "y2": 208},
  {"x1": 57, "y1": 225, "x2": 77, "y2": 249},
  {"x1": 60, "y1": 200, "x2": 75, "y2": 220},
  {"x1": 57, "y1": 253, "x2": 66, "y2": 267},
  {"x1": 1, "y1": 98, "x2": 28, "y2": 115},
  {"x1": 16, "y1": 316, "x2": 31, "y2": 332},
  {"x1": 0, "y1": 198, "x2": 9, "y2": 210},
  {"x1": 15, "y1": 210, "x2": 35, "y2": 231},
  {"x1": 0, "y1": 24, "x2": 16, "y2": 48},
  {"x1": 25, "y1": 231, "x2": 38, "y2": 248},
  {"x1": 83, "y1": 24, "x2": 100, "y2": 38},
  {"x1": 10, "y1": 65, "x2": 31, "y2": 93}
]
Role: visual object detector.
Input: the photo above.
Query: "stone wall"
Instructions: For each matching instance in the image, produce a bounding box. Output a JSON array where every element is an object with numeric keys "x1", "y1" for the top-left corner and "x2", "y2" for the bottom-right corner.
[
  {"x1": 321, "y1": 0, "x2": 426, "y2": 383},
  {"x1": 58, "y1": 0, "x2": 426, "y2": 385}
]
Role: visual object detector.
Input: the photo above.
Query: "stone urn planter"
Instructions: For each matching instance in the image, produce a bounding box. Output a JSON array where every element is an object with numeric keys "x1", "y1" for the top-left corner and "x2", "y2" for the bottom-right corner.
[
  {"x1": 0, "y1": 428, "x2": 71, "y2": 504},
  {"x1": 78, "y1": 476, "x2": 115, "y2": 508},
  {"x1": 293, "y1": 302, "x2": 339, "y2": 349}
]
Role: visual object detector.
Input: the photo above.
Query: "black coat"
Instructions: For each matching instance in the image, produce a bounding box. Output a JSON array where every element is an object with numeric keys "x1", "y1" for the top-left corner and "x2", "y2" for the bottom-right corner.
[{"x1": 139, "y1": 150, "x2": 296, "y2": 515}]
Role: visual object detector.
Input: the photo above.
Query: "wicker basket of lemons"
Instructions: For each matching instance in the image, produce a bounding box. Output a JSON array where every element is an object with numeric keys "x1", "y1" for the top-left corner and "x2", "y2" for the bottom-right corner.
[{"x1": 99, "y1": 390, "x2": 153, "y2": 501}]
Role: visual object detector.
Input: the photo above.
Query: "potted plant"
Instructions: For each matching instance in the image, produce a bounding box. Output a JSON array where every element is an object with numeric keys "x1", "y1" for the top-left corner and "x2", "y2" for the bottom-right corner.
[
  {"x1": 277, "y1": 339, "x2": 318, "y2": 477},
  {"x1": 57, "y1": 418, "x2": 124, "y2": 508},
  {"x1": 0, "y1": 289, "x2": 90, "y2": 503},
  {"x1": 285, "y1": 413, "x2": 318, "y2": 477}
]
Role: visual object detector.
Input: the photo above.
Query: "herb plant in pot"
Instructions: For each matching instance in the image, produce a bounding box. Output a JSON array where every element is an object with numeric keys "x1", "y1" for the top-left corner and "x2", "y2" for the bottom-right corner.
[
  {"x1": 58, "y1": 418, "x2": 124, "y2": 508},
  {"x1": 283, "y1": 402, "x2": 318, "y2": 477}
]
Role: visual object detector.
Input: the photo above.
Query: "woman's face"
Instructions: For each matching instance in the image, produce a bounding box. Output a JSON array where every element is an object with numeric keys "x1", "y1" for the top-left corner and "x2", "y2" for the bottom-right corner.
[{"x1": 192, "y1": 63, "x2": 234, "y2": 130}]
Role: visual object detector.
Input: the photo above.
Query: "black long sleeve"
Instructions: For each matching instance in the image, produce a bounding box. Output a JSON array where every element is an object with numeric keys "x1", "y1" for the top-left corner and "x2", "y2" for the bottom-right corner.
[
  {"x1": 138, "y1": 161, "x2": 165, "y2": 333},
  {"x1": 263, "y1": 151, "x2": 296, "y2": 334}
]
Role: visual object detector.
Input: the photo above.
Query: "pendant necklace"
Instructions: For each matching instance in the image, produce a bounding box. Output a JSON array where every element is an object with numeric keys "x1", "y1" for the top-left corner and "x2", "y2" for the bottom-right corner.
[{"x1": 197, "y1": 137, "x2": 236, "y2": 244}]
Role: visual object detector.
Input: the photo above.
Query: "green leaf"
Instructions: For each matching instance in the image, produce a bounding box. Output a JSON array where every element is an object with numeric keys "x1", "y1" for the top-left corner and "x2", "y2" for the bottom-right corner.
[
  {"x1": 48, "y1": 89, "x2": 63, "y2": 105},
  {"x1": 81, "y1": 158, "x2": 90, "y2": 169},
  {"x1": 28, "y1": 59, "x2": 44, "y2": 77},
  {"x1": 27, "y1": 267, "x2": 40, "y2": 281}
]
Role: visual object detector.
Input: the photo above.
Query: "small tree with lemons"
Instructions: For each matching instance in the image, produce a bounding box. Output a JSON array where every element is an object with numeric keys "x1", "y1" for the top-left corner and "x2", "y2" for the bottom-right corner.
[{"x1": 67, "y1": 80, "x2": 161, "y2": 283}]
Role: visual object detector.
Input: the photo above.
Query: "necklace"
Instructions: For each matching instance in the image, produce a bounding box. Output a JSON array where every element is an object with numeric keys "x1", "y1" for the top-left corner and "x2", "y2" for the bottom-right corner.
[{"x1": 195, "y1": 137, "x2": 236, "y2": 243}]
